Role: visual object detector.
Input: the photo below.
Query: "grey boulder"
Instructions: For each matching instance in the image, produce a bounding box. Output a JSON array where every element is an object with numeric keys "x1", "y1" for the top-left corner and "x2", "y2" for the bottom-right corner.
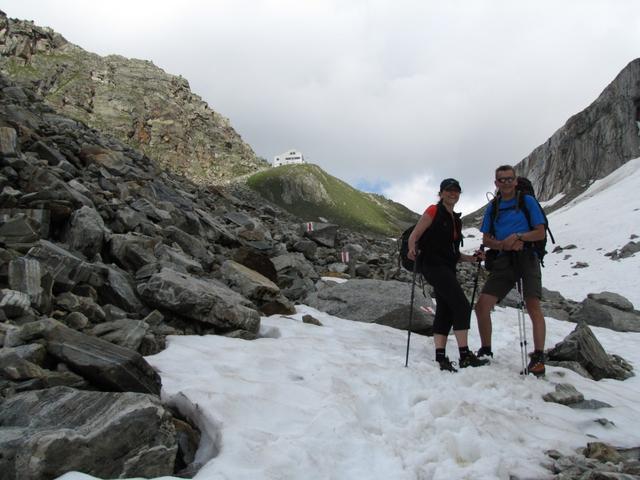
[
  {"x1": 569, "y1": 298, "x2": 640, "y2": 332},
  {"x1": 220, "y1": 260, "x2": 295, "y2": 315},
  {"x1": 137, "y1": 267, "x2": 261, "y2": 333},
  {"x1": 547, "y1": 322, "x2": 634, "y2": 381},
  {"x1": 304, "y1": 279, "x2": 434, "y2": 334}
]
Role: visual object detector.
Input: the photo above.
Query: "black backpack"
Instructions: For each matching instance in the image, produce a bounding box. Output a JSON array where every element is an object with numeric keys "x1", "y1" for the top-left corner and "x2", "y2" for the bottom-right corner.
[
  {"x1": 488, "y1": 176, "x2": 555, "y2": 266},
  {"x1": 398, "y1": 206, "x2": 451, "y2": 272},
  {"x1": 399, "y1": 224, "x2": 418, "y2": 271}
]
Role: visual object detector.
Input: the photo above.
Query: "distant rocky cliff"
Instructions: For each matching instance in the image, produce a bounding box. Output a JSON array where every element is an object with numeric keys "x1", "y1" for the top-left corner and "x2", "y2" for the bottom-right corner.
[
  {"x1": 0, "y1": 10, "x2": 268, "y2": 184},
  {"x1": 518, "y1": 58, "x2": 640, "y2": 203}
]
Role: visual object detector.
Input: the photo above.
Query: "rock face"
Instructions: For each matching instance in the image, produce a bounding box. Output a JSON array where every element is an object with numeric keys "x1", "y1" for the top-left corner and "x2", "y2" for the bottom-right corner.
[
  {"x1": 0, "y1": 386, "x2": 178, "y2": 480},
  {"x1": 43, "y1": 319, "x2": 162, "y2": 394},
  {"x1": 0, "y1": 11, "x2": 268, "y2": 184},
  {"x1": 518, "y1": 58, "x2": 640, "y2": 204}
]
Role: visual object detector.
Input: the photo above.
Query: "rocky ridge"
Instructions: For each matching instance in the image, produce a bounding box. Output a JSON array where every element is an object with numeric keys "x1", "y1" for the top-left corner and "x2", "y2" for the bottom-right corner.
[
  {"x1": 0, "y1": 10, "x2": 268, "y2": 185},
  {"x1": 518, "y1": 58, "x2": 640, "y2": 205}
]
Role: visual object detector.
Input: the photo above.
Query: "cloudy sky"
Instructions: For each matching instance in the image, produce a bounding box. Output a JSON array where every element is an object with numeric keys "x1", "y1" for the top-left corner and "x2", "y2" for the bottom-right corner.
[{"x1": 4, "y1": 0, "x2": 640, "y2": 213}]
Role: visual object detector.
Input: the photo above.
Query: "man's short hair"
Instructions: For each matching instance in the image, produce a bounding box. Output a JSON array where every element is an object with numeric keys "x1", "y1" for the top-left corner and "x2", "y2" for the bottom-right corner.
[{"x1": 495, "y1": 165, "x2": 516, "y2": 178}]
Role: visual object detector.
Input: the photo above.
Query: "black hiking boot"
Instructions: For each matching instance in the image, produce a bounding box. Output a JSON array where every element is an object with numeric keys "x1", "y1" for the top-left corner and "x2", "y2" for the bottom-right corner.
[
  {"x1": 437, "y1": 356, "x2": 458, "y2": 372},
  {"x1": 521, "y1": 351, "x2": 545, "y2": 377},
  {"x1": 459, "y1": 351, "x2": 490, "y2": 368},
  {"x1": 476, "y1": 346, "x2": 493, "y2": 359}
]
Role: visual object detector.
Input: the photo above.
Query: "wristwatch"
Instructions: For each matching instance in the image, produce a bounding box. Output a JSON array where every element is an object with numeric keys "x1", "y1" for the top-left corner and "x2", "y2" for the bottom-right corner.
[{"x1": 516, "y1": 232, "x2": 524, "y2": 241}]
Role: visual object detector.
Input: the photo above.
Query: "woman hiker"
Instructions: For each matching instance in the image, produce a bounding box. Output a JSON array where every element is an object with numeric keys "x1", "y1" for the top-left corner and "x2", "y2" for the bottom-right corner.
[{"x1": 407, "y1": 178, "x2": 488, "y2": 372}]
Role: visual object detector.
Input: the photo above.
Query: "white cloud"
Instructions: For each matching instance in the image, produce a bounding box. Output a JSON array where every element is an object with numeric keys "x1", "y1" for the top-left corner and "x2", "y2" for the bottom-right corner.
[
  {"x1": 382, "y1": 173, "x2": 438, "y2": 215},
  {"x1": 382, "y1": 173, "x2": 493, "y2": 216}
]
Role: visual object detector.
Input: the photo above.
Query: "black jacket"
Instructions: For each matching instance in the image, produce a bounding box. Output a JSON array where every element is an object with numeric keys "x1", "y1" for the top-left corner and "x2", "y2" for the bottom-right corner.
[{"x1": 418, "y1": 202, "x2": 462, "y2": 270}]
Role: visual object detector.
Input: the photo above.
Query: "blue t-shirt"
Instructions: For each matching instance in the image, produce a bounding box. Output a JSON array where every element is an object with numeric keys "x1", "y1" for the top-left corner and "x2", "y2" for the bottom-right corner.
[{"x1": 480, "y1": 195, "x2": 545, "y2": 240}]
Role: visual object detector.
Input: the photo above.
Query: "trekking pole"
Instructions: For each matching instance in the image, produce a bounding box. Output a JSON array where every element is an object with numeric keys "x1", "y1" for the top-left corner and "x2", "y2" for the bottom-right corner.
[
  {"x1": 405, "y1": 253, "x2": 420, "y2": 368},
  {"x1": 516, "y1": 276, "x2": 529, "y2": 375},
  {"x1": 469, "y1": 244, "x2": 484, "y2": 310}
]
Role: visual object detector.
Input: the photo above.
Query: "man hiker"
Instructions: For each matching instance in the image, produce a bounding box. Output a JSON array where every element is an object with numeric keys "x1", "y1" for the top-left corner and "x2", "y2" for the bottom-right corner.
[
  {"x1": 408, "y1": 178, "x2": 488, "y2": 372},
  {"x1": 474, "y1": 165, "x2": 547, "y2": 376}
]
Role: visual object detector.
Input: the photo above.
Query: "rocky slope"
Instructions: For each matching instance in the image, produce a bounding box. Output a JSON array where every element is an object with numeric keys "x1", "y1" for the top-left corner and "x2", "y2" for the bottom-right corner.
[
  {"x1": 0, "y1": 70, "x2": 429, "y2": 478},
  {"x1": 0, "y1": 10, "x2": 268, "y2": 184}
]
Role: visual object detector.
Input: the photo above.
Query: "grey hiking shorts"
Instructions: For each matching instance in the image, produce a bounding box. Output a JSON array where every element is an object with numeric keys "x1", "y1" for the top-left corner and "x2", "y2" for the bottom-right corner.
[{"x1": 481, "y1": 250, "x2": 542, "y2": 301}]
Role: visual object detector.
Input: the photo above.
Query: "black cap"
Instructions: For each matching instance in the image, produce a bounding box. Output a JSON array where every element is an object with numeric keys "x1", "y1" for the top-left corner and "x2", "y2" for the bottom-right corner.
[{"x1": 439, "y1": 178, "x2": 461, "y2": 192}]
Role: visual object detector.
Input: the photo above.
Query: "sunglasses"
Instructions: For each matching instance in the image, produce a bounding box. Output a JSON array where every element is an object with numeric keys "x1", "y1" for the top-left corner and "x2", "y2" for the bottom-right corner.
[
  {"x1": 443, "y1": 187, "x2": 461, "y2": 193},
  {"x1": 496, "y1": 176, "x2": 515, "y2": 184}
]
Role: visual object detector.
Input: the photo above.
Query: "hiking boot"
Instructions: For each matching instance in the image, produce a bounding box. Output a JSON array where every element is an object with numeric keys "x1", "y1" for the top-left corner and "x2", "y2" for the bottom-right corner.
[
  {"x1": 459, "y1": 351, "x2": 490, "y2": 368},
  {"x1": 437, "y1": 356, "x2": 458, "y2": 372},
  {"x1": 476, "y1": 346, "x2": 493, "y2": 359},
  {"x1": 522, "y1": 351, "x2": 545, "y2": 377}
]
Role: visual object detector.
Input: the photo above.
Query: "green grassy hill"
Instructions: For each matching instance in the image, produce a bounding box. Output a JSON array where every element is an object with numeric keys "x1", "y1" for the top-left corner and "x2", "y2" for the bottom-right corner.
[{"x1": 246, "y1": 164, "x2": 419, "y2": 236}]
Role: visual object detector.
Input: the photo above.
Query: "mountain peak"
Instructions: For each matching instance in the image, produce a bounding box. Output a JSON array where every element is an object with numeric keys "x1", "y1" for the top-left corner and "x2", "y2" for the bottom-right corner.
[{"x1": 0, "y1": 10, "x2": 269, "y2": 184}]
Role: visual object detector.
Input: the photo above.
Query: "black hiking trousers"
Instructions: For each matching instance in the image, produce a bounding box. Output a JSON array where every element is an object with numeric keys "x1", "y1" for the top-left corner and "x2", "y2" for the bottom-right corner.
[{"x1": 422, "y1": 264, "x2": 471, "y2": 335}]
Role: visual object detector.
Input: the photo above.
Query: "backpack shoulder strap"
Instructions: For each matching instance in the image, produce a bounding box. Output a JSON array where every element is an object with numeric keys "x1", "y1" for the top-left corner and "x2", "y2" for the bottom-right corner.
[
  {"x1": 547, "y1": 224, "x2": 555, "y2": 243},
  {"x1": 416, "y1": 202, "x2": 440, "y2": 249},
  {"x1": 517, "y1": 190, "x2": 526, "y2": 211},
  {"x1": 520, "y1": 195, "x2": 555, "y2": 244},
  {"x1": 489, "y1": 195, "x2": 500, "y2": 237},
  {"x1": 433, "y1": 201, "x2": 443, "y2": 220},
  {"x1": 519, "y1": 192, "x2": 533, "y2": 230},
  {"x1": 455, "y1": 211, "x2": 463, "y2": 247}
]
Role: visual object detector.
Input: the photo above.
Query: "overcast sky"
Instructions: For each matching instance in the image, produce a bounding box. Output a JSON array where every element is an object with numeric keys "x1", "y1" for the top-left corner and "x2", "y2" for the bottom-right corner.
[{"x1": 4, "y1": 0, "x2": 640, "y2": 213}]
